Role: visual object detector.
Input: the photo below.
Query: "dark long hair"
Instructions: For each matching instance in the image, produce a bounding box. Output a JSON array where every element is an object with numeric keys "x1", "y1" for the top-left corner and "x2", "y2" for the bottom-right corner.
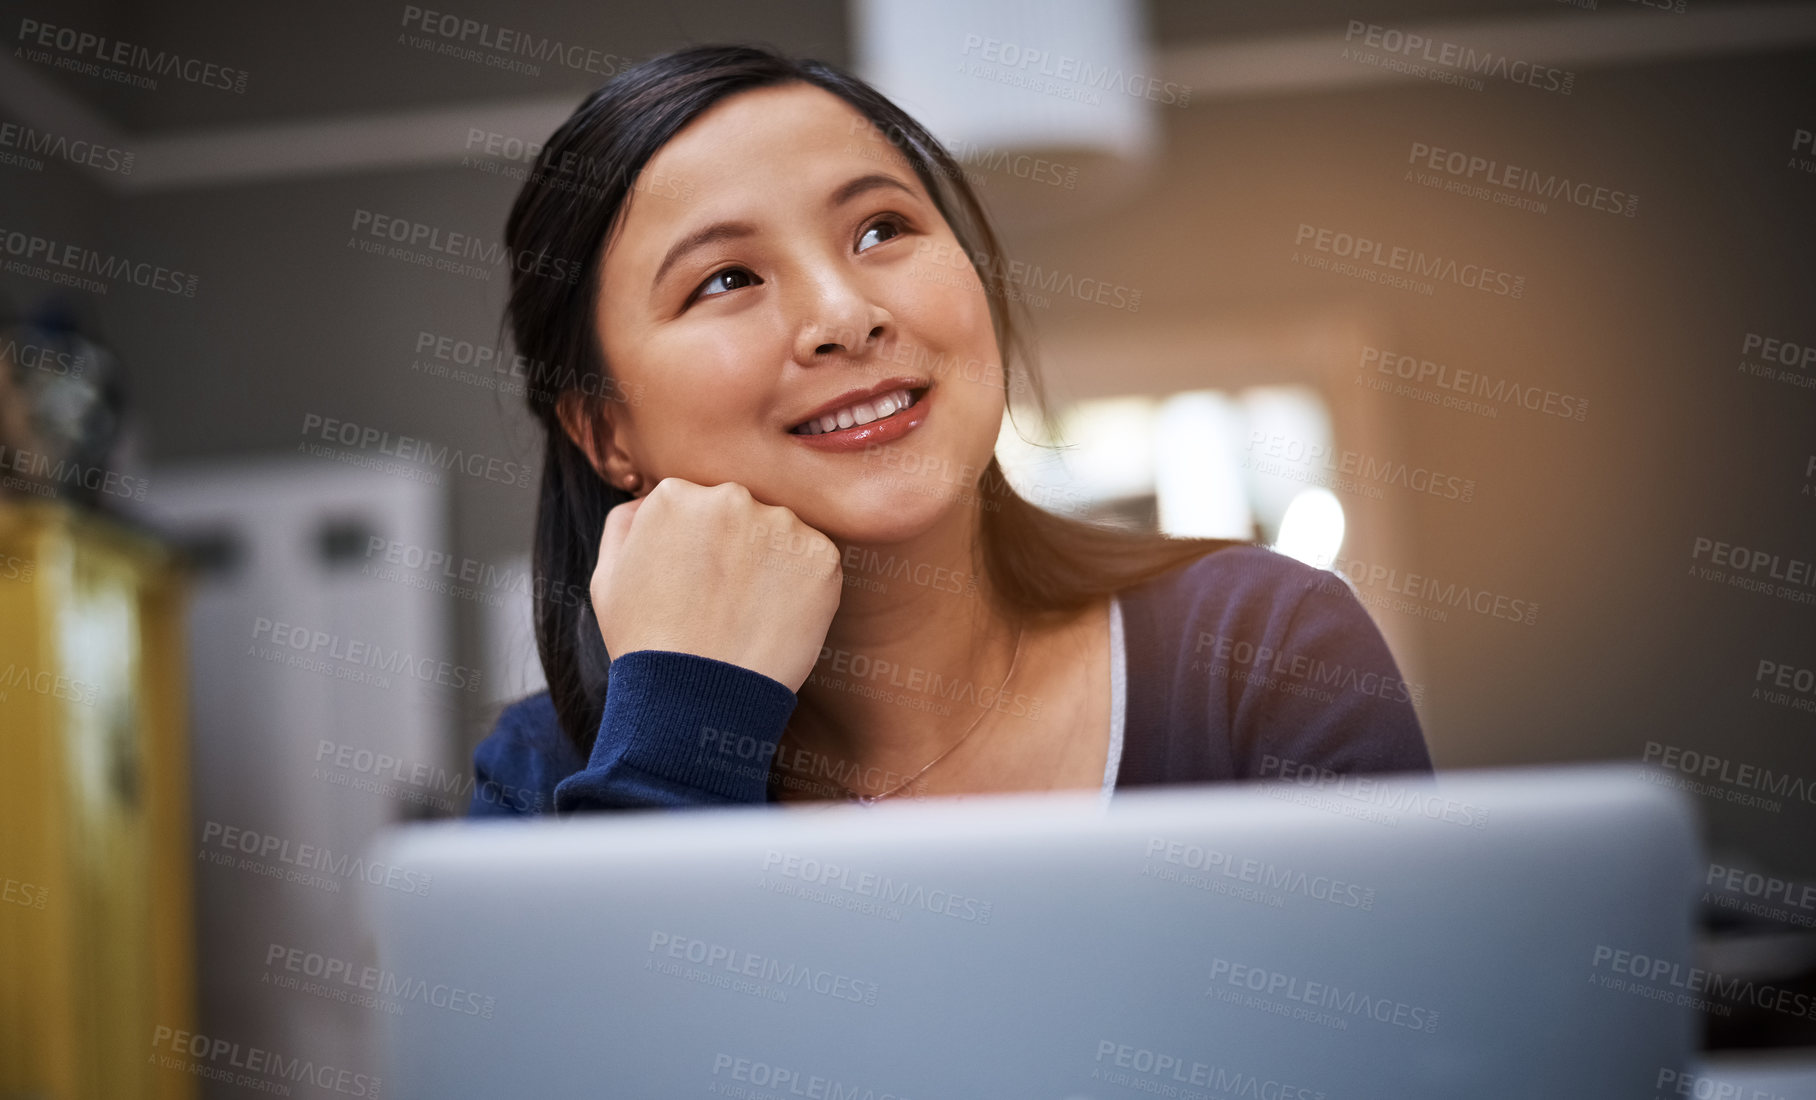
[{"x1": 503, "y1": 44, "x2": 1242, "y2": 758}]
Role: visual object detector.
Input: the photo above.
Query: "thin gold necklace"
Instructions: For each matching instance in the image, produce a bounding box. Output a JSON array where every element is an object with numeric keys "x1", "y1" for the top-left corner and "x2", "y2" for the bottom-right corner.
[{"x1": 831, "y1": 624, "x2": 1027, "y2": 805}]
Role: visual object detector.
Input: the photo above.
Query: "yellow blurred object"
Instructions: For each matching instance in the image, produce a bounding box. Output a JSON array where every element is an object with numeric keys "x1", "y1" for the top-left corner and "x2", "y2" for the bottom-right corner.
[{"x1": 0, "y1": 497, "x2": 196, "y2": 1100}]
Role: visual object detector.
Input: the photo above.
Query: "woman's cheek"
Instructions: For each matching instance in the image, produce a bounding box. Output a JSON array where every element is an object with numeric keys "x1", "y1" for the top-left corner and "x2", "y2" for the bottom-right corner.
[
  {"x1": 664, "y1": 324, "x2": 775, "y2": 407},
  {"x1": 622, "y1": 339, "x2": 761, "y2": 477},
  {"x1": 889, "y1": 261, "x2": 995, "y2": 374},
  {"x1": 895, "y1": 241, "x2": 987, "y2": 316}
]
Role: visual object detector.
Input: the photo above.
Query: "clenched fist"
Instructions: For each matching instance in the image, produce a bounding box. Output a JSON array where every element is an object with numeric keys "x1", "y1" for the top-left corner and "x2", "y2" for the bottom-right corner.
[{"x1": 590, "y1": 477, "x2": 842, "y2": 692}]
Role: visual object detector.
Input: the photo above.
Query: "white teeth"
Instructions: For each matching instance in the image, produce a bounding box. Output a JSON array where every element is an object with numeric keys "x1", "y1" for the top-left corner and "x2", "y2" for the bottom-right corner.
[{"x1": 794, "y1": 388, "x2": 920, "y2": 435}]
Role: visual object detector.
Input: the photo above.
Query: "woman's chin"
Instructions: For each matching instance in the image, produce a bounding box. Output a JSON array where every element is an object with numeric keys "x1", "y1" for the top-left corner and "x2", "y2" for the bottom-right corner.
[{"x1": 799, "y1": 476, "x2": 980, "y2": 545}]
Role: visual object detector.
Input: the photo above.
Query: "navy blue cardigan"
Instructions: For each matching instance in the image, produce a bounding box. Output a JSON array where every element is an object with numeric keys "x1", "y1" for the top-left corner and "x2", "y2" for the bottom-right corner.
[{"x1": 467, "y1": 545, "x2": 1433, "y2": 816}]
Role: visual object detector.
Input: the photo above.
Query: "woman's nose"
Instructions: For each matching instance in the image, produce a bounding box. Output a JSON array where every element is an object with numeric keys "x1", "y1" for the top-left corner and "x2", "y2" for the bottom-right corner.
[{"x1": 789, "y1": 270, "x2": 891, "y2": 366}]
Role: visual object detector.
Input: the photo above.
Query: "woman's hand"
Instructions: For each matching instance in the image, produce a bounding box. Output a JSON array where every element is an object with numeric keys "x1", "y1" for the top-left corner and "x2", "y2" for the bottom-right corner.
[{"x1": 590, "y1": 477, "x2": 842, "y2": 692}]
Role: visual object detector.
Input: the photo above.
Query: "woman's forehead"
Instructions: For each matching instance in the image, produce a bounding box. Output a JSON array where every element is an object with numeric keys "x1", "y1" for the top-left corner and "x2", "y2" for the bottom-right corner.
[{"x1": 645, "y1": 82, "x2": 880, "y2": 185}]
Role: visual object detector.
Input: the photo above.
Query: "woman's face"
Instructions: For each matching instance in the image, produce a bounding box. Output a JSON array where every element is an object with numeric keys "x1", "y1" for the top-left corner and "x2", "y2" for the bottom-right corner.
[{"x1": 589, "y1": 81, "x2": 1006, "y2": 544}]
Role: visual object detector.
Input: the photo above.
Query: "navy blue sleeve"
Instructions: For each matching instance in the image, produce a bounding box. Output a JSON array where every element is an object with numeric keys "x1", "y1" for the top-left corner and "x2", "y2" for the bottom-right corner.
[
  {"x1": 467, "y1": 692, "x2": 575, "y2": 817},
  {"x1": 551, "y1": 649, "x2": 799, "y2": 813},
  {"x1": 1223, "y1": 557, "x2": 1434, "y2": 781}
]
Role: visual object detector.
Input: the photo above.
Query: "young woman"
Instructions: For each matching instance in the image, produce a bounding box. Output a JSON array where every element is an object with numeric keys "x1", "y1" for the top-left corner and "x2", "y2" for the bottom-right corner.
[{"x1": 467, "y1": 45, "x2": 1431, "y2": 816}]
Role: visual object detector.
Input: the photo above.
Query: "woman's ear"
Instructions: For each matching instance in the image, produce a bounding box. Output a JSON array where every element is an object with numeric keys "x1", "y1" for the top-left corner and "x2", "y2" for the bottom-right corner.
[{"x1": 555, "y1": 391, "x2": 638, "y2": 489}]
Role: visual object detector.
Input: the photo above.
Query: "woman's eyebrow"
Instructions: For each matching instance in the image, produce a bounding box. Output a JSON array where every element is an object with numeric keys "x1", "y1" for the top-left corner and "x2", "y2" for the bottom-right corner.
[
  {"x1": 650, "y1": 174, "x2": 915, "y2": 291},
  {"x1": 827, "y1": 172, "x2": 915, "y2": 209},
  {"x1": 652, "y1": 221, "x2": 756, "y2": 289}
]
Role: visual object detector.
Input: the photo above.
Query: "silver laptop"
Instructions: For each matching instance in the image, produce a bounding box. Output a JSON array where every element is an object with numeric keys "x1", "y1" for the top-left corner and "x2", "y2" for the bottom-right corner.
[{"x1": 363, "y1": 765, "x2": 1701, "y2": 1099}]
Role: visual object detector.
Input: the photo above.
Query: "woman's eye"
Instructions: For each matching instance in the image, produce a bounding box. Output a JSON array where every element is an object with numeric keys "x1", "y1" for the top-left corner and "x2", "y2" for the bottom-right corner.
[
  {"x1": 696, "y1": 267, "x2": 756, "y2": 300},
  {"x1": 857, "y1": 217, "x2": 904, "y2": 253}
]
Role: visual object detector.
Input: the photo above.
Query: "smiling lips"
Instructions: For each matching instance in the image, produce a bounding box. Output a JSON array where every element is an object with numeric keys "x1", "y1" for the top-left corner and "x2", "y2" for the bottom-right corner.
[
  {"x1": 791, "y1": 387, "x2": 918, "y2": 435},
  {"x1": 787, "y1": 382, "x2": 931, "y2": 452}
]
